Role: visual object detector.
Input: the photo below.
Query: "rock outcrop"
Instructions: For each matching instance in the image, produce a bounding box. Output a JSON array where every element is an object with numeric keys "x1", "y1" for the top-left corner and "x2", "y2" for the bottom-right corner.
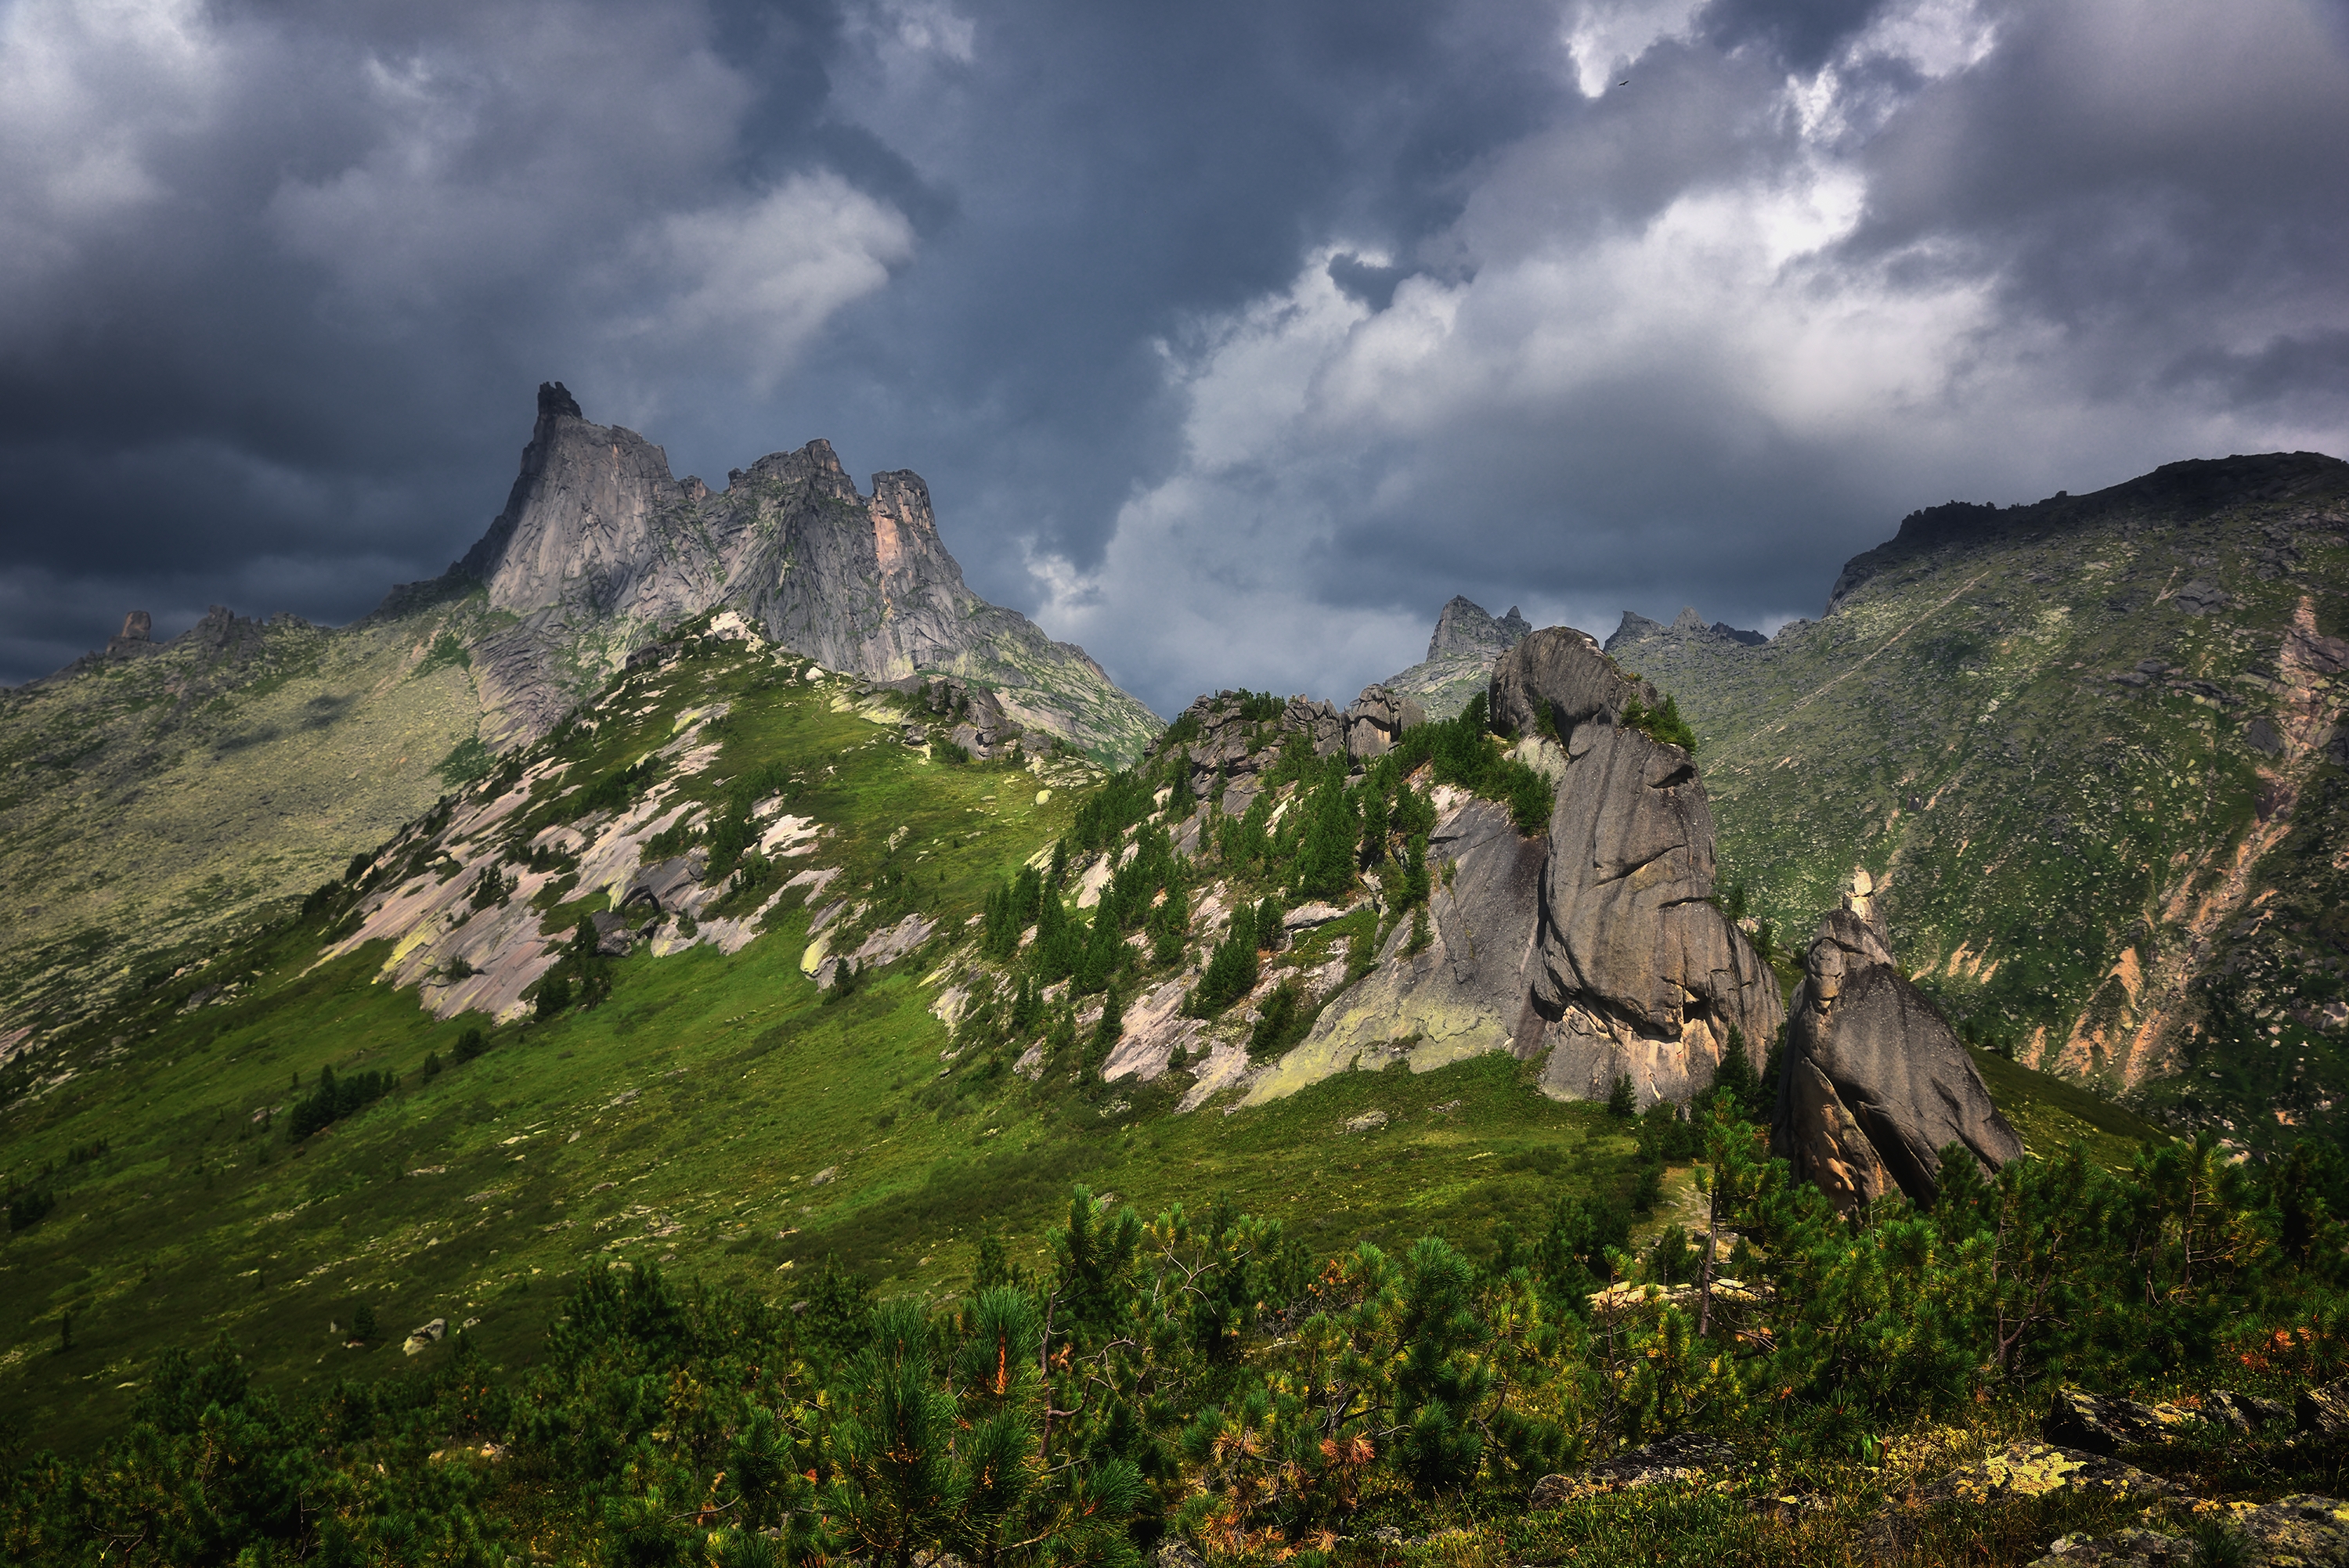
[
  {"x1": 1151, "y1": 690, "x2": 1352, "y2": 817},
  {"x1": 1378, "y1": 596, "x2": 1532, "y2": 719},
  {"x1": 1772, "y1": 871, "x2": 2022, "y2": 1211},
  {"x1": 1341, "y1": 684, "x2": 1427, "y2": 760},
  {"x1": 2023, "y1": 1496, "x2": 2349, "y2": 1568},
  {"x1": 1499, "y1": 629, "x2": 1785, "y2": 1106},
  {"x1": 106, "y1": 611, "x2": 153, "y2": 658},
  {"x1": 1244, "y1": 795, "x2": 1550, "y2": 1102},
  {"x1": 439, "y1": 384, "x2": 1158, "y2": 760},
  {"x1": 1241, "y1": 627, "x2": 1782, "y2": 1112}
]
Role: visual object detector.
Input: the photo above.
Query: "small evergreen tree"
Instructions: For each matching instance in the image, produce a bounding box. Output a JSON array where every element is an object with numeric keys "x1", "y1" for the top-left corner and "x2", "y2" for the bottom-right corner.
[
  {"x1": 830, "y1": 1300, "x2": 965, "y2": 1568},
  {"x1": 1607, "y1": 1074, "x2": 1637, "y2": 1118},
  {"x1": 1394, "y1": 1236, "x2": 1492, "y2": 1495}
]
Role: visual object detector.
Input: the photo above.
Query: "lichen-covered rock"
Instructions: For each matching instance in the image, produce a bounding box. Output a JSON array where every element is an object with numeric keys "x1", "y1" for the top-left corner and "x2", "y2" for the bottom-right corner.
[
  {"x1": 2027, "y1": 1496, "x2": 2349, "y2": 1568},
  {"x1": 1773, "y1": 876, "x2": 2022, "y2": 1211},
  {"x1": 1921, "y1": 1442, "x2": 2174, "y2": 1506},
  {"x1": 1528, "y1": 1433, "x2": 1736, "y2": 1508},
  {"x1": 2207, "y1": 1390, "x2": 2291, "y2": 1436},
  {"x1": 2025, "y1": 1528, "x2": 2199, "y2": 1566},
  {"x1": 2044, "y1": 1389, "x2": 2196, "y2": 1454},
  {"x1": 2300, "y1": 1378, "x2": 2349, "y2": 1440}
]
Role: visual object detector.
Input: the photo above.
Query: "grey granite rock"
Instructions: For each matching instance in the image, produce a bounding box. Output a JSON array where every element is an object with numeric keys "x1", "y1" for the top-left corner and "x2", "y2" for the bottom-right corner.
[
  {"x1": 1773, "y1": 879, "x2": 2022, "y2": 1212},
  {"x1": 1342, "y1": 683, "x2": 1427, "y2": 759},
  {"x1": 449, "y1": 385, "x2": 1157, "y2": 761},
  {"x1": 1495, "y1": 629, "x2": 1783, "y2": 1108},
  {"x1": 1249, "y1": 796, "x2": 1550, "y2": 1102}
]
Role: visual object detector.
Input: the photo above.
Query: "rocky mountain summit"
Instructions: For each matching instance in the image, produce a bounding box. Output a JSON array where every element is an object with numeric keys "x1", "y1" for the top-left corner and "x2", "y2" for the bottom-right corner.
[
  {"x1": 0, "y1": 384, "x2": 1160, "y2": 1041},
  {"x1": 1603, "y1": 606, "x2": 1767, "y2": 651},
  {"x1": 446, "y1": 383, "x2": 1158, "y2": 762},
  {"x1": 1377, "y1": 595, "x2": 1532, "y2": 718}
]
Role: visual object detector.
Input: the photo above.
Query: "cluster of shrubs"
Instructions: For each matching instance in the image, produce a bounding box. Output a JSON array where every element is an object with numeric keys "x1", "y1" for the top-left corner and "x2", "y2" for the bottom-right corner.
[
  {"x1": 286, "y1": 1065, "x2": 398, "y2": 1141},
  {"x1": 6, "y1": 1187, "x2": 56, "y2": 1232},
  {"x1": 23, "y1": 1102, "x2": 2349, "y2": 1567}
]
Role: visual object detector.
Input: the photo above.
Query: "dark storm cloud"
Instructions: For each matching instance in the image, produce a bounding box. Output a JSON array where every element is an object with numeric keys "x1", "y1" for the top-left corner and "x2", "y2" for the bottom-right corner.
[{"x1": 2, "y1": 0, "x2": 2344, "y2": 714}]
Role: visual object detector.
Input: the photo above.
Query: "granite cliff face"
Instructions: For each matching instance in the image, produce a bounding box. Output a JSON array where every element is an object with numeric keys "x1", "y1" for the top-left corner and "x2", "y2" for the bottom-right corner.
[
  {"x1": 1774, "y1": 872, "x2": 2022, "y2": 1212},
  {"x1": 1500, "y1": 630, "x2": 1787, "y2": 1105},
  {"x1": 449, "y1": 384, "x2": 1158, "y2": 762}
]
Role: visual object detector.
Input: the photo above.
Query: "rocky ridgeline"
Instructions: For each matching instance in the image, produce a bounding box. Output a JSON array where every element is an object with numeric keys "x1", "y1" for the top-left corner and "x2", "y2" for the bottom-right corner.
[
  {"x1": 440, "y1": 382, "x2": 1157, "y2": 762},
  {"x1": 1604, "y1": 604, "x2": 1769, "y2": 651},
  {"x1": 1150, "y1": 685, "x2": 1426, "y2": 812}
]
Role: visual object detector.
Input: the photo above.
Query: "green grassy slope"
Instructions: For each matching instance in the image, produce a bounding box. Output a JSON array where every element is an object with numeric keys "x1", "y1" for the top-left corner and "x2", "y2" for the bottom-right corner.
[
  {"x1": 1607, "y1": 456, "x2": 2349, "y2": 1151},
  {"x1": 0, "y1": 601, "x2": 494, "y2": 1040},
  {"x1": 0, "y1": 629, "x2": 1655, "y2": 1458}
]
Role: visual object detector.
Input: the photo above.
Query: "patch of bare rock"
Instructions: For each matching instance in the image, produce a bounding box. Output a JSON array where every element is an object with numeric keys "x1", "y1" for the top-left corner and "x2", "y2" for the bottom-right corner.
[{"x1": 1771, "y1": 867, "x2": 2023, "y2": 1211}]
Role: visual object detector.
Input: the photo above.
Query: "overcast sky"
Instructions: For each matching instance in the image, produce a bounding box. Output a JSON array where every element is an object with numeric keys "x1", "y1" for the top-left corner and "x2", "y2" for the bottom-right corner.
[{"x1": 2, "y1": 0, "x2": 2345, "y2": 712}]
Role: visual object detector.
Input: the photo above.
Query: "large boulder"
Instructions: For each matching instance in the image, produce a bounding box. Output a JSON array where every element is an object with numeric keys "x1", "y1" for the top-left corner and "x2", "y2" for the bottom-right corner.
[
  {"x1": 1343, "y1": 683, "x2": 1427, "y2": 760},
  {"x1": 1772, "y1": 873, "x2": 2022, "y2": 1211},
  {"x1": 1494, "y1": 629, "x2": 1784, "y2": 1107}
]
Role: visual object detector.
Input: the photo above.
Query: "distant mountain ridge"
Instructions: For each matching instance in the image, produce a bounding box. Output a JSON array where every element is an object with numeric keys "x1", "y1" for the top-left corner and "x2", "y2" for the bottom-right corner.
[{"x1": 1605, "y1": 450, "x2": 2349, "y2": 1150}]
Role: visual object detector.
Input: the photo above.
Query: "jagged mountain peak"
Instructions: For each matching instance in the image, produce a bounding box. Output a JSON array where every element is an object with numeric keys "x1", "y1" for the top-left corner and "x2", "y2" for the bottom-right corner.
[
  {"x1": 445, "y1": 384, "x2": 1156, "y2": 762},
  {"x1": 1427, "y1": 595, "x2": 1531, "y2": 661},
  {"x1": 1604, "y1": 608, "x2": 1768, "y2": 653}
]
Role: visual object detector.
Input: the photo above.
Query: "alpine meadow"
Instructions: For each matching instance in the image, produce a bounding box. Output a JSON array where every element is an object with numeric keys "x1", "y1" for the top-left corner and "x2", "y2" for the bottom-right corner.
[{"x1": 7, "y1": 4, "x2": 2349, "y2": 1563}]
